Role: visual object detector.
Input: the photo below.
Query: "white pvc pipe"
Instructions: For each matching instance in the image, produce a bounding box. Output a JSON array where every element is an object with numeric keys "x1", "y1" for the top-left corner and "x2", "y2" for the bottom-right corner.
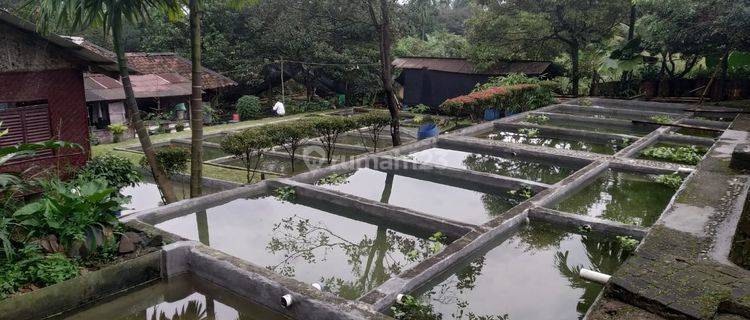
[
  {"x1": 281, "y1": 294, "x2": 294, "y2": 308},
  {"x1": 579, "y1": 268, "x2": 611, "y2": 284},
  {"x1": 396, "y1": 294, "x2": 407, "y2": 305},
  {"x1": 311, "y1": 283, "x2": 323, "y2": 291}
]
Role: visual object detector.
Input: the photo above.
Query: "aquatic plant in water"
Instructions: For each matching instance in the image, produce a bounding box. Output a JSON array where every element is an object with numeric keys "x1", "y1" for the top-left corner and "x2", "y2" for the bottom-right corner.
[
  {"x1": 316, "y1": 173, "x2": 353, "y2": 186},
  {"x1": 654, "y1": 173, "x2": 684, "y2": 189},
  {"x1": 616, "y1": 236, "x2": 640, "y2": 253},
  {"x1": 526, "y1": 114, "x2": 549, "y2": 125},
  {"x1": 274, "y1": 187, "x2": 296, "y2": 202},
  {"x1": 517, "y1": 128, "x2": 539, "y2": 138},
  {"x1": 641, "y1": 145, "x2": 705, "y2": 165},
  {"x1": 650, "y1": 115, "x2": 674, "y2": 125}
]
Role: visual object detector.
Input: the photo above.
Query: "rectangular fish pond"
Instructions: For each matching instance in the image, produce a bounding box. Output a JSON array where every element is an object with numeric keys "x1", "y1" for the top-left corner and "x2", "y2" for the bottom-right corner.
[
  {"x1": 549, "y1": 169, "x2": 678, "y2": 227},
  {"x1": 59, "y1": 274, "x2": 288, "y2": 320},
  {"x1": 120, "y1": 178, "x2": 222, "y2": 215},
  {"x1": 154, "y1": 194, "x2": 444, "y2": 300},
  {"x1": 124, "y1": 143, "x2": 229, "y2": 161},
  {"x1": 295, "y1": 143, "x2": 368, "y2": 162},
  {"x1": 216, "y1": 154, "x2": 322, "y2": 176},
  {"x1": 474, "y1": 128, "x2": 631, "y2": 155},
  {"x1": 539, "y1": 118, "x2": 658, "y2": 136},
  {"x1": 316, "y1": 168, "x2": 525, "y2": 224},
  {"x1": 405, "y1": 147, "x2": 579, "y2": 184},
  {"x1": 336, "y1": 133, "x2": 415, "y2": 150},
  {"x1": 406, "y1": 221, "x2": 633, "y2": 320}
]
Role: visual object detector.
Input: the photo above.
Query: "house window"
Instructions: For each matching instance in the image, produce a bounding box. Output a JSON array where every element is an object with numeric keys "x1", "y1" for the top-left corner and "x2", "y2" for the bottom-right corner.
[
  {"x1": 0, "y1": 101, "x2": 52, "y2": 152},
  {"x1": 87, "y1": 101, "x2": 111, "y2": 129}
]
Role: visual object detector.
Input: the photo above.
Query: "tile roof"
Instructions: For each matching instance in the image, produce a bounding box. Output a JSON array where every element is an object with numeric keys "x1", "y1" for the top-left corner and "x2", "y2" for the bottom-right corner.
[
  {"x1": 67, "y1": 37, "x2": 237, "y2": 90},
  {"x1": 393, "y1": 57, "x2": 552, "y2": 76},
  {"x1": 85, "y1": 73, "x2": 192, "y2": 102}
]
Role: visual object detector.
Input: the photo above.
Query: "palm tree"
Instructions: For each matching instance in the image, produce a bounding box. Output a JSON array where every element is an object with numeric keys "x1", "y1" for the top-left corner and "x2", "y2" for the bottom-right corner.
[{"x1": 28, "y1": 0, "x2": 179, "y2": 203}]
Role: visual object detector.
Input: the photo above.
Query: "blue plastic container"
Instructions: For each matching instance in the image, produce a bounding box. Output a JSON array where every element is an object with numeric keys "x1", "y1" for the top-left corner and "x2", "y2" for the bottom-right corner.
[
  {"x1": 484, "y1": 109, "x2": 503, "y2": 121},
  {"x1": 505, "y1": 110, "x2": 517, "y2": 117},
  {"x1": 417, "y1": 123, "x2": 439, "y2": 140}
]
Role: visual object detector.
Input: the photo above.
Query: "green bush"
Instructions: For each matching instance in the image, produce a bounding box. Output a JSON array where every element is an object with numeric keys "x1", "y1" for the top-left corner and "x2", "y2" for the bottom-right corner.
[
  {"x1": 220, "y1": 127, "x2": 274, "y2": 182},
  {"x1": 354, "y1": 110, "x2": 392, "y2": 153},
  {"x1": 440, "y1": 84, "x2": 553, "y2": 120},
  {"x1": 236, "y1": 95, "x2": 263, "y2": 120},
  {"x1": 78, "y1": 154, "x2": 142, "y2": 190},
  {"x1": 0, "y1": 246, "x2": 79, "y2": 298},
  {"x1": 107, "y1": 123, "x2": 127, "y2": 135},
  {"x1": 266, "y1": 121, "x2": 315, "y2": 172},
  {"x1": 140, "y1": 146, "x2": 190, "y2": 177},
  {"x1": 641, "y1": 145, "x2": 705, "y2": 165},
  {"x1": 473, "y1": 73, "x2": 542, "y2": 92},
  {"x1": 409, "y1": 104, "x2": 431, "y2": 114},
  {"x1": 311, "y1": 116, "x2": 357, "y2": 164},
  {"x1": 287, "y1": 100, "x2": 333, "y2": 114}
]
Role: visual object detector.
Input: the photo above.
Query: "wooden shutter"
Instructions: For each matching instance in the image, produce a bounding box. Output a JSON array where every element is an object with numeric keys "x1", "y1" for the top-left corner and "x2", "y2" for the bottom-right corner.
[{"x1": 0, "y1": 103, "x2": 53, "y2": 157}]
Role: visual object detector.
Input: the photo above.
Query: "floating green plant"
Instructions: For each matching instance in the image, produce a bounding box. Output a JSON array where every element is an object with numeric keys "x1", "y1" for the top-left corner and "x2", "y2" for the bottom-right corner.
[
  {"x1": 641, "y1": 145, "x2": 705, "y2": 165},
  {"x1": 650, "y1": 115, "x2": 674, "y2": 125},
  {"x1": 526, "y1": 114, "x2": 549, "y2": 125},
  {"x1": 517, "y1": 128, "x2": 540, "y2": 138},
  {"x1": 316, "y1": 173, "x2": 352, "y2": 186},
  {"x1": 274, "y1": 187, "x2": 296, "y2": 202},
  {"x1": 654, "y1": 173, "x2": 684, "y2": 189}
]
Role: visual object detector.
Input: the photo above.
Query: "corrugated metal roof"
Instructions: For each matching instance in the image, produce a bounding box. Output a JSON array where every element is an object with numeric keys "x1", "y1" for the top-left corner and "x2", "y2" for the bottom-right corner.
[
  {"x1": 85, "y1": 73, "x2": 192, "y2": 102},
  {"x1": 0, "y1": 10, "x2": 120, "y2": 74},
  {"x1": 392, "y1": 57, "x2": 552, "y2": 76}
]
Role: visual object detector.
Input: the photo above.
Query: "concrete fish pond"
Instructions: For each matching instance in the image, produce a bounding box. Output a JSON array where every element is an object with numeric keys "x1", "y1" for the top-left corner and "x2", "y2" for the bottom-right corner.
[
  {"x1": 410, "y1": 222, "x2": 632, "y2": 320},
  {"x1": 58, "y1": 274, "x2": 289, "y2": 320},
  {"x1": 15, "y1": 98, "x2": 750, "y2": 320},
  {"x1": 155, "y1": 194, "x2": 445, "y2": 300}
]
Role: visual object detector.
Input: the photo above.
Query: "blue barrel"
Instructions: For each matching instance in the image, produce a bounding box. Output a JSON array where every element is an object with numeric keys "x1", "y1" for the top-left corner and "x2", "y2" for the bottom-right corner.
[
  {"x1": 417, "y1": 123, "x2": 439, "y2": 140},
  {"x1": 505, "y1": 110, "x2": 517, "y2": 117},
  {"x1": 484, "y1": 109, "x2": 502, "y2": 121}
]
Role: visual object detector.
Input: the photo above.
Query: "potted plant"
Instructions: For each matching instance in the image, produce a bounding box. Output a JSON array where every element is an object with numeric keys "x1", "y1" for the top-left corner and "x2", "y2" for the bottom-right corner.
[
  {"x1": 107, "y1": 123, "x2": 128, "y2": 143},
  {"x1": 202, "y1": 105, "x2": 215, "y2": 125},
  {"x1": 415, "y1": 115, "x2": 439, "y2": 140}
]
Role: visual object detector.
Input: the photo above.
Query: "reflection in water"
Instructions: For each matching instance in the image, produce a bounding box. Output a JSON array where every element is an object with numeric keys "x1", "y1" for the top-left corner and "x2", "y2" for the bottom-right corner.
[
  {"x1": 156, "y1": 196, "x2": 438, "y2": 300},
  {"x1": 318, "y1": 168, "x2": 517, "y2": 224},
  {"x1": 61, "y1": 274, "x2": 288, "y2": 320},
  {"x1": 544, "y1": 119, "x2": 656, "y2": 136},
  {"x1": 120, "y1": 180, "x2": 198, "y2": 215},
  {"x1": 476, "y1": 130, "x2": 625, "y2": 155},
  {"x1": 416, "y1": 223, "x2": 631, "y2": 320},
  {"x1": 552, "y1": 170, "x2": 675, "y2": 227},
  {"x1": 408, "y1": 148, "x2": 576, "y2": 184}
]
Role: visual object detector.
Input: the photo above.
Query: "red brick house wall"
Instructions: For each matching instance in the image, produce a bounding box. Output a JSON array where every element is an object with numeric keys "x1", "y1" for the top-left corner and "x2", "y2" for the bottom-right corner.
[{"x1": 0, "y1": 69, "x2": 90, "y2": 175}]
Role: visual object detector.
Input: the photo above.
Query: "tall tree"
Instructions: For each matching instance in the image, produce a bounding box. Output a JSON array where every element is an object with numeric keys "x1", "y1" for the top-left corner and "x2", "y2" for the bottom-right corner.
[
  {"x1": 28, "y1": 0, "x2": 179, "y2": 203},
  {"x1": 365, "y1": 0, "x2": 401, "y2": 147},
  {"x1": 188, "y1": 0, "x2": 204, "y2": 198},
  {"x1": 468, "y1": 0, "x2": 630, "y2": 96}
]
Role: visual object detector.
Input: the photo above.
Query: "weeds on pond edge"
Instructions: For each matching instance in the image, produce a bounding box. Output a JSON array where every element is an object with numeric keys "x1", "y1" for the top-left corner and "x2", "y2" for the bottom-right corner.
[
  {"x1": 654, "y1": 173, "x2": 684, "y2": 189},
  {"x1": 525, "y1": 114, "x2": 549, "y2": 125},
  {"x1": 274, "y1": 187, "x2": 296, "y2": 202},
  {"x1": 316, "y1": 173, "x2": 353, "y2": 186},
  {"x1": 517, "y1": 128, "x2": 539, "y2": 138}
]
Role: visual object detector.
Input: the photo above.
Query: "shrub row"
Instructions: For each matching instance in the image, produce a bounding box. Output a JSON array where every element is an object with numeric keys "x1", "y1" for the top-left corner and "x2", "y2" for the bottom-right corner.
[{"x1": 439, "y1": 84, "x2": 554, "y2": 120}]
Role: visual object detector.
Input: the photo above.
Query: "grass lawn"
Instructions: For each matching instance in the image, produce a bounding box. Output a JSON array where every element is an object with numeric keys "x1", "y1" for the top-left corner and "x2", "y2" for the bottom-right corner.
[{"x1": 92, "y1": 111, "x2": 332, "y2": 184}]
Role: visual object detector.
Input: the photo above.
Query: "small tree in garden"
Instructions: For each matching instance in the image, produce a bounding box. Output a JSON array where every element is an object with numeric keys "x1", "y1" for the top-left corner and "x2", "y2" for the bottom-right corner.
[
  {"x1": 267, "y1": 121, "x2": 314, "y2": 173},
  {"x1": 311, "y1": 117, "x2": 357, "y2": 164},
  {"x1": 78, "y1": 154, "x2": 141, "y2": 190},
  {"x1": 140, "y1": 146, "x2": 190, "y2": 179},
  {"x1": 354, "y1": 111, "x2": 391, "y2": 153},
  {"x1": 220, "y1": 128, "x2": 274, "y2": 183}
]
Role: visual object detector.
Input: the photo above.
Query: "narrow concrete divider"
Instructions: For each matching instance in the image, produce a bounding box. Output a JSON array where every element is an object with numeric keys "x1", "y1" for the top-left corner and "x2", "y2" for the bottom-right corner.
[
  {"x1": 584, "y1": 98, "x2": 691, "y2": 114},
  {"x1": 186, "y1": 245, "x2": 392, "y2": 320},
  {"x1": 362, "y1": 208, "x2": 530, "y2": 312},
  {"x1": 681, "y1": 118, "x2": 732, "y2": 130},
  {"x1": 372, "y1": 155, "x2": 551, "y2": 193},
  {"x1": 556, "y1": 103, "x2": 679, "y2": 119},
  {"x1": 608, "y1": 159, "x2": 692, "y2": 175},
  {"x1": 267, "y1": 179, "x2": 477, "y2": 241},
  {"x1": 614, "y1": 125, "x2": 673, "y2": 158},
  {"x1": 659, "y1": 132, "x2": 716, "y2": 147},
  {"x1": 533, "y1": 111, "x2": 657, "y2": 129},
  {"x1": 121, "y1": 182, "x2": 270, "y2": 225},
  {"x1": 528, "y1": 206, "x2": 648, "y2": 239}
]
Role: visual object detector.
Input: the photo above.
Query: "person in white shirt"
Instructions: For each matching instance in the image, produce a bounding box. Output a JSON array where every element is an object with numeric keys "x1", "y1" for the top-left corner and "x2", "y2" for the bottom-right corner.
[{"x1": 272, "y1": 101, "x2": 286, "y2": 116}]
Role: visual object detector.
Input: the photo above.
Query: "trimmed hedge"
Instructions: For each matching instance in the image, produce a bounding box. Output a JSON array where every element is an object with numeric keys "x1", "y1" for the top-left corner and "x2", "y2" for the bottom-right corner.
[{"x1": 439, "y1": 84, "x2": 553, "y2": 120}]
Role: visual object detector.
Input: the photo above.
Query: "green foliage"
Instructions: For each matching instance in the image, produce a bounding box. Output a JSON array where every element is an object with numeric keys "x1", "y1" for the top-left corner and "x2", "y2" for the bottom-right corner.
[
  {"x1": 615, "y1": 236, "x2": 639, "y2": 253},
  {"x1": 650, "y1": 115, "x2": 673, "y2": 125},
  {"x1": 409, "y1": 104, "x2": 431, "y2": 114},
  {"x1": 507, "y1": 185, "x2": 534, "y2": 200},
  {"x1": 266, "y1": 120, "x2": 315, "y2": 171},
  {"x1": 579, "y1": 98, "x2": 593, "y2": 107},
  {"x1": 440, "y1": 84, "x2": 552, "y2": 120},
  {"x1": 517, "y1": 128, "x2": 539, "y2": 138},
  {"x1": 427, "y1": 232, "x2": 447, "y2": 254},
  {"x1": 312, "y1": 116, "x2": 357, "y2": 163},
  {"x1": 14, "y1": 178, "x2": 124, "y2": 246},
  {"x1": 474, "y1": 73, "x2": 542, "y2": 92},
  {"x1": 286, "y1": 100, "x2": 333, "y2": 114},
  {"x1": 391, "y1": 295, "x2": 442, "y2": 320},
  {"x1": 316, "y1": 173, "x2": 352, "y2": 186},
  {"x1": 274, "y1": 187, "x2": 296, "y2": 203},
  {"x1": 525, "y1": 114, "x2": 549, "y2": 125},
  {"x1": 140, "y1": 146, "x2": 190, "y2": 177},
  {"x1": 107, "y1": 123, "x2": 128, "y2": 135},
  {"x1": 0, "y1": 246, "x2": 79, "y2": 298},
  {"x1": 220, "y1": 127, "x2": 274, "y2": 183},
  {"x1": 236, "y1": 95, "x2": 263, "y2": 120},
  {"x1": 394, "y1": 31, "x2": 468, "y2": 58},
  {"x1": 354, "y1": 111, "x2": 392, "y2": 153},
  {"x1": 654, "y1": 173, "x2": 684, "y2": 189},
  {"x1": 79, "y1": 154, "x2": 142, "y2": 189},
  {"x1": 641, "y1": 145, "x2": 705, "y2": 165}
]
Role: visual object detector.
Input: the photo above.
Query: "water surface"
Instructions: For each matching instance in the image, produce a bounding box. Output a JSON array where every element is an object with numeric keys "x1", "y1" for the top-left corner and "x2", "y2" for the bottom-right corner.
[
  {"x1": 414, "y1": 222, "x2": 631, "y2": 320},
  {"x1": 61, "y1": 274, "x2": 288, "y2": 320},
  {"x1": 317, "y1": 168, "x2": 520, "y2": 224},
  {"x1": 543, "y1": 118, "x2": 655, "y2": 136},
  {"x1": 407, "y1": 148, "x2": 577, "y2": 184},
  {"x1": 475, "y1": 130, "x2": 626, "y2": 155},
  {"x1": 552, "y1": 170, "x2": 675, "y2": 227},
  {"x1": 156, "y1": 196, "x2": 437, "y2": 300}
]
